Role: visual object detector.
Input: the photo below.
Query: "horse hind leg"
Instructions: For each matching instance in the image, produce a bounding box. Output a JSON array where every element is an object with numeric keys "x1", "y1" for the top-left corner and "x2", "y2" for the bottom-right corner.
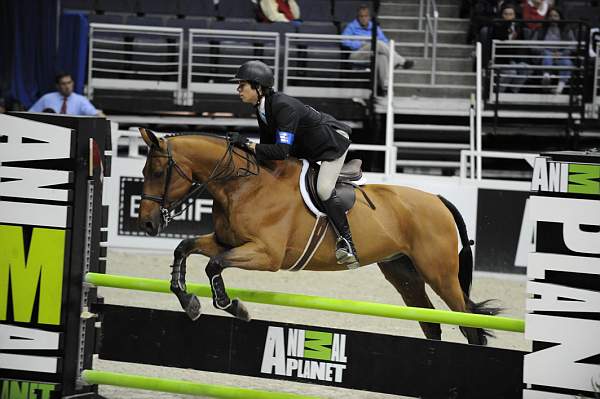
[
  {"x1": 377, "y1": 257, "x2": 442, "y2": 340},
  {"x1": 427, "y1": 266, "x2": 497, "y2": 346}
]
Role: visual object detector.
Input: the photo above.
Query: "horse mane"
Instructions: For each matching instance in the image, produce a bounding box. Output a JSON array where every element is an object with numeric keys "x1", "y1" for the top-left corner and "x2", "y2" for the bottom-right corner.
[
  {"x1": 164, "y1": 132, "x2": 299, "y2": 176},
  {"x1": 164, "y1": 132, "x2": 226, "y2": 140}
]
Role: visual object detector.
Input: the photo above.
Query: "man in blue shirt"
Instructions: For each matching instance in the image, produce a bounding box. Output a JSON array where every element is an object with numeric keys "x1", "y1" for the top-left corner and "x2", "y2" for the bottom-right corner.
[
  {"x1": 342, "y1": 5, "x2": 413, "y2": 94},
  {"x1": 29, "y1": 73, "x2": 105, "y2": 116}
]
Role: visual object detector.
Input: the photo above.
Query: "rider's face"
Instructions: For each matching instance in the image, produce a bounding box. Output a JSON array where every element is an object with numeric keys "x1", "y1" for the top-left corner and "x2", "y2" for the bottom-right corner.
[{"x1": 237, "y1": 81, "x2": 259, "y2": 104}]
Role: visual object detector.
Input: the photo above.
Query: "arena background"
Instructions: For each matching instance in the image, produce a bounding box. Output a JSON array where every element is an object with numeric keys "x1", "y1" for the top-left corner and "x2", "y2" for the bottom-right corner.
[{"x1": 1, "y1": 0, "x2": 599, "y2": 398}]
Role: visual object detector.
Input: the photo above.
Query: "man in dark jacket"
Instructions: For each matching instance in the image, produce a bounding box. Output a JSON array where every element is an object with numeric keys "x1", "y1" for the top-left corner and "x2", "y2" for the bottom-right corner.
[{"x1": 230, "y1": 60, "x2": 359, "y2": 268}]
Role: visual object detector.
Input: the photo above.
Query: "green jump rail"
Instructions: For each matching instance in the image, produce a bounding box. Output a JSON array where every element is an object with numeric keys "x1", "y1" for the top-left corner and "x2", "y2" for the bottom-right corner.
[
  {"x1": 82, "y1": 370, "x2": 320, "y2": 399},
  {"x1": 84, "y1": 272, "x2": 525, "y2": 333}
]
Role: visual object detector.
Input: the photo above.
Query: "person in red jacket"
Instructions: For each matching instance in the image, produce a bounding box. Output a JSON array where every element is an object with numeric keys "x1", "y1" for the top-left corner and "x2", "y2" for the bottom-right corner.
[
  {"x1": 259, "y1": 0, "x2": 301, "y2": 23},
  {"x1": 522, "y1": 0, "x2": 548, "y2": 30}
]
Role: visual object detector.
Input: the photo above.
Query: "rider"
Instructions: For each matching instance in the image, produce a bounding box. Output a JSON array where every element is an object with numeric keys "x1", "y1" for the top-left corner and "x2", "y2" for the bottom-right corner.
[{"x1": 230, "y1": 60, "x2": 359, "y2": 268}]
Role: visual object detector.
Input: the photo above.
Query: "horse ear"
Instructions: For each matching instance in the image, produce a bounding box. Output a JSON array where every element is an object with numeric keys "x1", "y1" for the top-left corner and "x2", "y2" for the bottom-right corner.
[{"x1": 139, "y1": 128, "x2": 160, "y2": 148}]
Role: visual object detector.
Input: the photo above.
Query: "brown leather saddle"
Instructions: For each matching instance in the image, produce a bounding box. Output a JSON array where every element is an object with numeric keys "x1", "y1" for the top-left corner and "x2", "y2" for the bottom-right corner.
[{"x1": 305, "y1": 159, "x2": 364, "y2": 213}]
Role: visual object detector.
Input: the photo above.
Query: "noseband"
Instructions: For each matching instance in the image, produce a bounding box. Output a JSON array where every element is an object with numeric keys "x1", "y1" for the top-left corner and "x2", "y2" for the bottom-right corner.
[{"x1": 141, "y1": 136, "x2": 257, "y2": 228}]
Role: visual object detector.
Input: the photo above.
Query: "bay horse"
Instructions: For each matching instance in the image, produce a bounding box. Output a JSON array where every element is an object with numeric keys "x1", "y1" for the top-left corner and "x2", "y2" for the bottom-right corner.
[{"x1": 137, "y1": 128, "x2": 499, "y2": 345}]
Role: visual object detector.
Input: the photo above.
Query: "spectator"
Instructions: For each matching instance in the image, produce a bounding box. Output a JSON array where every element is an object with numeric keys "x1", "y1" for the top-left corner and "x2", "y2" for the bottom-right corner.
[
  {"x1": 468, "y1": 0, "x2": 516, "y2": 44},
  {"x1": 533, "y1": 7, "x2": 575, "y2": 94},
  {"x1": 259, "y1": 0, "x2": 301, "y2": 23},
  {"x1": 522, "y1": 0, "x2": 548, "y2": 30},
  {"x1": 0, "y1": 98, "x2": 5, "y2": 114},
  {"x1": 342, "y1": 4, "x2": 413, "y2": 95},
  {"x1": 489, "y1": 3, "x2": 529, "y2": 92},
  {"x1": 28, "y1": 72, "x2": 105, "y2": 117}
]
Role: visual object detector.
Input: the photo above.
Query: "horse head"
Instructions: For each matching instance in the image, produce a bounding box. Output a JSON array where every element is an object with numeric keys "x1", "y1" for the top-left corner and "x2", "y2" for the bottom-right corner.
[{"x1": 137, "y1": 128, "x2": 195, "y2": 236}]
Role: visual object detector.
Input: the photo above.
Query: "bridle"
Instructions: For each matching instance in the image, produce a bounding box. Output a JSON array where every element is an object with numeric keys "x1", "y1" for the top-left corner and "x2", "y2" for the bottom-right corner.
[{"x1": 141, "y1": 136, "x2": 258, "y2": 228}]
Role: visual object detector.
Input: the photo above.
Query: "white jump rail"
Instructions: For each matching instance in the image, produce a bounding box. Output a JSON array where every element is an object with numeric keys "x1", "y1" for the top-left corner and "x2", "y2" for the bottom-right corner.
[{"x1": 88, "y1": 23, "x2": 184, "y2": 101}]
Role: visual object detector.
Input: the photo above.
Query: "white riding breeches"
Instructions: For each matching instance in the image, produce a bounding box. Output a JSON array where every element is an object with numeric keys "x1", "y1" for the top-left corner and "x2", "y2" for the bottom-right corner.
[{"x1": 316, "y1": 130, "x2": 349, "y2": 201}]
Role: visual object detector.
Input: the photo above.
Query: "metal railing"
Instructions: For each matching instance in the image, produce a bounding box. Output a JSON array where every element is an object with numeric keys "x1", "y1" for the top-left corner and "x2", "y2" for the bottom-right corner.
[
  {"x1": 423, "y1": 0, "x2": 439, "y2": 84},
  {"x1": 489, "y1": 40, "x2": 584, "y2": 99},
  {"x1": 283, "y1": 33, "x2": 372, "y2": 99},
  {"x1": 88, "y1": 23, "x2": 184, "y2": 101},
  {"x1": 188, "y1": 29, "x2": 279, "y2": 97},
  {"x1": 594, "y1": 40, "x2": 600, "y2": 118},
  {"x1": 459, "y1": 150, "x2": 538, "y2": 184}
]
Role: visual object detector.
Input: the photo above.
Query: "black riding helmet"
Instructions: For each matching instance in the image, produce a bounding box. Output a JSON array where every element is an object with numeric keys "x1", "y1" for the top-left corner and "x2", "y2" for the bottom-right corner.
[{"x1": 231, "y1": 60, "x2": 274, "y2": 88}]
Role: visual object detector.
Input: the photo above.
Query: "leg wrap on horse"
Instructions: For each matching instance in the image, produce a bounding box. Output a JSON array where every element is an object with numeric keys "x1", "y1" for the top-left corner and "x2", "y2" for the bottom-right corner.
[
  {"x1": 206, "y1": 259, "x2": 251, "y2": 321},
  {"x1": 170, "y1": 240, "x2": 201, "y2": 321},
  {"x1": 322, "y1": 191, "x2": 360, "y2": 269},
  {"x1": 206, "y1": 260, "x2": 230, "y2": 309}
]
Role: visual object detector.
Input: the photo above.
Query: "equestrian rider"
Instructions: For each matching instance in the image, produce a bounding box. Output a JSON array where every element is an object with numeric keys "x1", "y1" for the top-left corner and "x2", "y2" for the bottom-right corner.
[{"x1": 230, "y1": 60, "x2": 359, "y2": 268}]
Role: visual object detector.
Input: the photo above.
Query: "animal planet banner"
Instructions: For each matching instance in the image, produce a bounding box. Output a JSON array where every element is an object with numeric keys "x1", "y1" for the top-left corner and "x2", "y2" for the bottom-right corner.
[{"x1": 0, "y1": 114, "x2": 73, "y2": 398}]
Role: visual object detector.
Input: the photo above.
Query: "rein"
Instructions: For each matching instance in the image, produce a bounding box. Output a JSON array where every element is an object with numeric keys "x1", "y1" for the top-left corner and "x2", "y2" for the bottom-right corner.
[{"x1": 141, "y1": 137, "x2": 258, "y2": 227}]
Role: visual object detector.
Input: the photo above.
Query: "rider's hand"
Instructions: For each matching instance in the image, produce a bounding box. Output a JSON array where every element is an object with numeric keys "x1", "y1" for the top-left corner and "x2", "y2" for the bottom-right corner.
[{"x1": 228, "y1": 132, "x2": 250, "y2": 149}]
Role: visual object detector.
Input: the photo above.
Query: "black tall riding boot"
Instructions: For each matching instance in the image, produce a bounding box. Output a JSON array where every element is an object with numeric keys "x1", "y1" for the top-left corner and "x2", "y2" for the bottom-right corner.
[{"x1": 322, "y1": 191, "x2": 360, "y2": 269}]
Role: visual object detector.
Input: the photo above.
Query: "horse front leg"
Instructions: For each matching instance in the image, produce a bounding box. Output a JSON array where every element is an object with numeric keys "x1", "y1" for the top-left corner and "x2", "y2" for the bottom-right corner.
[
  {"x1": 171, "y1": 233, "x2": 225, "y2": 320},
  {"x1": 206, "y1": 242, "x2": 280, "y2": 321}
]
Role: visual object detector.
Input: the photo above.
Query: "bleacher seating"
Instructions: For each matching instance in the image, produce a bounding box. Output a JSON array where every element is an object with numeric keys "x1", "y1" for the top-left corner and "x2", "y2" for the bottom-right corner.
[
  {"x1": 217, "y1": 0, "x2": 257, "y2": 21},
  {"x1": 125, "y1": 15, "x2": 164, "y2": 27},
  {"x1": 136, "y1": 0, "x2": 180, "y2": 16},
  {"x1": 333, "y1": 0, "x2": 367, "y2": 23},
  {"x1": 89, "y1": 13, "x2": 124, "y2": 24},
  {"x1": 95, "y1": 0, "x2": 137, "y2": 14},
  {"x1": 179, "y1": 0, "x2": 217, "y2": 18},
  {"x1": 300, "y1": 0, "x2": 334, "y2": 23}
]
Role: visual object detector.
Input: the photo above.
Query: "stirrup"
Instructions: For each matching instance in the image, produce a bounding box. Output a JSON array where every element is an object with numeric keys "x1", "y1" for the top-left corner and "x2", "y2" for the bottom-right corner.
[{"x1": 335, "y1": 237, "x2": 359, "y2": 268}]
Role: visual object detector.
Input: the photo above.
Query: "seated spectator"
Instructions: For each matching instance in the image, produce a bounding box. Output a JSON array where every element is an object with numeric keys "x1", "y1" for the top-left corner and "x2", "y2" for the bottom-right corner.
[
  {"x1": 533, "y1": 7, "x2": 575, "y2": 94},
  {"x1": 259, "y1": 0, "x2": 301, "y2": 23},
  {"x1": 28, "y1": 72, "x2": 105, "y2": 117},
  {"x1": 489, "y1": 3, "x2": 529, "y2": 93},
  {"x1": 468, "y1": 0, "x2": 517, "y2": 44},
  {"x1": 522, "y1": 0, "x2": 548, "y2": 30},
  {"x1": 0, "y1": 98, "x2": 5, "y2": 114},
  {"x1": 341, "y1": 4, "x2": 413, "y2": 95}
]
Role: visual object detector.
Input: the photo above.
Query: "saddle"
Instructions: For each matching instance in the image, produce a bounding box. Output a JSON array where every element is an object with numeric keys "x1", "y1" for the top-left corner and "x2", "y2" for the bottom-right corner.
[
  {"x1": 304, "y1": 159, "x2": 365, "y2": 215},
  {"x1": 289, "y1": 159, "x2": 374, "y2": 272}
]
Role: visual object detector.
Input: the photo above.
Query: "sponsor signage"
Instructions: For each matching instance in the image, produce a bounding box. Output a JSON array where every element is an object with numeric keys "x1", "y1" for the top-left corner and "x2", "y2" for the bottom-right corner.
[
  {"x1": 1, "y1": 113, "x2": 109, "y2": 398},
  {"x1": 0, "y1": 115, "x2": 73, "y2": 398},
  {"x1": 118, "y1": 177, "x2": 214, "y2": 238},
  {"x1": 98, "y1": 303, "x2": 526, "y2": 398},
  {"x1": 260, "y1": 327, "x2": 347, "y2": 383},
  {"x1": 531, "y1": 157, "x2": 600, "y2": 195},
  {"x1": 475, "y1": 189, "x2": 531, "y2": 273},
  {"x1": 524, "y1": 152, "x2": 600, "y2": 398}
]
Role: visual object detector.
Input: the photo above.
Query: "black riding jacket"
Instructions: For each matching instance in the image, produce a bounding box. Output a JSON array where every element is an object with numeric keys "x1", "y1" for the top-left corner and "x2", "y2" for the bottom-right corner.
[{"x1": 255, "y1": 92, "x2": 351, "y2": 162}]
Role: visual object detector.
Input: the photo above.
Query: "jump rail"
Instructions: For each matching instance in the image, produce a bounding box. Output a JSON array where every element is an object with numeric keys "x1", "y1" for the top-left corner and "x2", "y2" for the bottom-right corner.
[
  {"x1": 85, "y1": 272, "x2": 525, "y2": 333},
  {"x1": 82, "y1": 370, "x2": 319, "y2": 399}
]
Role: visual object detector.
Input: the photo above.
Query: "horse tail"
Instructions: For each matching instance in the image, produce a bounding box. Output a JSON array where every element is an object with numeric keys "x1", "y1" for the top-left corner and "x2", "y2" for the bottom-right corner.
[
  {"x1": 438, "y1": 195, "x2": 502, "y2": 345},
  {"x1": 437, "y1": 195, "x2": 474, "y2": 296}
]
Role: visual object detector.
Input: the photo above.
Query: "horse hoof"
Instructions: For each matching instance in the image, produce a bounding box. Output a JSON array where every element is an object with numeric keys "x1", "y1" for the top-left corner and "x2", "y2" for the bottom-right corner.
[
  {"x1": 185, "y1": 295, "x2": 202, "y2": 321},
  {"x1": 228, "y1": 299, "x2": 251, "y2": 322}
]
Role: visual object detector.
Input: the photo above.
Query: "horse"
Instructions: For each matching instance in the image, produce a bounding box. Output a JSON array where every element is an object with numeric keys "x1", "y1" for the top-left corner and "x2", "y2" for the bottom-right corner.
[{"x1": 137, "y1": 128, "x2": 500, "y2": 345}]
